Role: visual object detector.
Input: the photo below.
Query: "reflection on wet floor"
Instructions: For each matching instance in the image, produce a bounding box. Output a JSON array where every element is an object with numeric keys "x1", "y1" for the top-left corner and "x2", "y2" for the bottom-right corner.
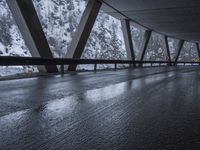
[
  {"x1": 1, "y1": 69, "x2": 177, "y2": 119},
  {"x1": 1, "y1": 67, "x2": 200, "y2": 150}
]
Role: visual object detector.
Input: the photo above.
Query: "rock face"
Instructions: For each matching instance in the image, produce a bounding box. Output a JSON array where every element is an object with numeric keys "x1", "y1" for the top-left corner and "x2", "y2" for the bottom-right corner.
[{"x1": 0, "y1": 0, "x2": 198, "y2": 76}]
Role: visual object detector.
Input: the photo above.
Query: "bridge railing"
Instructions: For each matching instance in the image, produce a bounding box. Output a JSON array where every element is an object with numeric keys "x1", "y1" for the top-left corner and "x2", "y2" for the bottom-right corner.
[{"x1": 0, "y1": 56, "x2": 199, "y2": 73}]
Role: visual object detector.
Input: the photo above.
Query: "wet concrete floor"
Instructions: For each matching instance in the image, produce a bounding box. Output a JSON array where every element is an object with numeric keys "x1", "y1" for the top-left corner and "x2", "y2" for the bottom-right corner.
[{"x1": 1, "y1": 67, "x2": 200, "y2": 150}]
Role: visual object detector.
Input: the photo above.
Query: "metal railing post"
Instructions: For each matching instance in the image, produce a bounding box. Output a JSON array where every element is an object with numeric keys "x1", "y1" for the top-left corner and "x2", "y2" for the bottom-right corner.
[
  {"x1": 61, "y1": 64, "x2": 64, "y2": 74},
  {"x1": 94, "y1": 63, "x2": 97, "y2": 72},
  {"x1": 115, "y1": 63, "x2": 117, "y2": 70}
]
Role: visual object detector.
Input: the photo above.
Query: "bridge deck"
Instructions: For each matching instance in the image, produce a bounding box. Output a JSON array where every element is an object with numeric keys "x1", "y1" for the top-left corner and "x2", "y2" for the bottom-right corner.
[{"x1": 1, "y1": 67, "x2": 200, "y2": 150}]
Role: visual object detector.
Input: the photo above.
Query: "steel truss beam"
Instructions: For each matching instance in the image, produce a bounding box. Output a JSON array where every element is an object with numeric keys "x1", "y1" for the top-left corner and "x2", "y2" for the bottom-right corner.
[
  {"x1": 196, "y1": 43, "x2": 200, "y2": 59},
  {"x1": 121, "y1": 19, "x2": 135, "y2": 61},
  {"x1": 138, "y1": 30, "x2": 152, "y2": 61},
  {"x1": 6, "y1": 0, "x2": 58, "y2": 73},
  {"x1": 175, "y1": 40, "x2": 185, "y2": 64},
  {"x1": 66, "y1": 0, "x2": 102, "y2": 71},
  {"x1": 162, "y1": 35, "x2": 172, "y2": 65}
]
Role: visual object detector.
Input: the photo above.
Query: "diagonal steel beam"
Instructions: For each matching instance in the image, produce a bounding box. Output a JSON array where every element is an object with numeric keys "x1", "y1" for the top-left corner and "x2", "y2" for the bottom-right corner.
[
  {"x1": 162, "y1": 35, "x2": 172, "y2": 65},
  {"x1": 66, "y1": 0, "x2": 102, "y2": 71},
  {"x1": 138, "y1": 30, "x2": 152, "y2": 61},
  {"x1": 6, "y1": 0, "x2": 58, "y2": 73},
  {"x1": 174, "y1": 40, "x2": 184, "y2": 64},
  {"x1": 121, "y1": 19, "x2": 135, "y2": 61},
  {"x1": 196, "y1": 43, "x2": 200, "y2": 58}
]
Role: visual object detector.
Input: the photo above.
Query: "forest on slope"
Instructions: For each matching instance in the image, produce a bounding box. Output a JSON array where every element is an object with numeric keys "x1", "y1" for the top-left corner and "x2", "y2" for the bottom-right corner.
[{"x1": 0, "y1": 0, "x2": 198, "y2": 76}]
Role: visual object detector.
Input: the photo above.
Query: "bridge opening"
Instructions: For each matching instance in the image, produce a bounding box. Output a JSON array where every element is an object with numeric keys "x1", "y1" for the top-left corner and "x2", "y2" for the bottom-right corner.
[{"x1": 1, "y1": 0, "x2": 200, "y2": 149}]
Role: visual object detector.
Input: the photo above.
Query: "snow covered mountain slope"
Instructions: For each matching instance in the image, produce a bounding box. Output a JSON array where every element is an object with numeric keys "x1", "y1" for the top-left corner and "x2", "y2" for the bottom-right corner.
[{"x1": 0, "y1": 0, "x2": 198, "y2": 76}]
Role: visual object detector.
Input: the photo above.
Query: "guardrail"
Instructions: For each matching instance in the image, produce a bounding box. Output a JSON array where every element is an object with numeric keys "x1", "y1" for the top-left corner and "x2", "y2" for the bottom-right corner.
[{"x1": 0, "y1": 56, "x2": 199, "y2": 73}]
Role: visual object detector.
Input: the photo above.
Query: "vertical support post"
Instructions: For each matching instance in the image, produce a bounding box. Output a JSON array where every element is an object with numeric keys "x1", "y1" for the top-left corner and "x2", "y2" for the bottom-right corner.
[
  {"x1": 162, "y1": 35, "x2": 172, "y2": 65},
  {"x1": 66, "y1": 0, "x2": 102, "y2": 71},
  {"x1": 174, "y1": 40, "x2": 184, "y2": 65},
  {"x1": 138, "y1": 30, "x2": 152, "y2": 62},
  {"x1": 6, "y1": 0, "x2": 58, "y2": 73},
  {"x1": 121, "y1": 19, "x2": 135, "y2": 61}
]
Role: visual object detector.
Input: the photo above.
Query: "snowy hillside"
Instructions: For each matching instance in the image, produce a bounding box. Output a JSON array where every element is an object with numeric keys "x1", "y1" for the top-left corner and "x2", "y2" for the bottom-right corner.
[{"x1": 0, "y1": 0, "x2": 199, "y2": 76}]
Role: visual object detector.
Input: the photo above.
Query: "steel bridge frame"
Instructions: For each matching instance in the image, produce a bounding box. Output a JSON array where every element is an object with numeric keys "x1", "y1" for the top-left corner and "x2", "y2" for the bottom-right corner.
[{"x1": 2, "y1": 0, "x2": 200, "y2": 73}]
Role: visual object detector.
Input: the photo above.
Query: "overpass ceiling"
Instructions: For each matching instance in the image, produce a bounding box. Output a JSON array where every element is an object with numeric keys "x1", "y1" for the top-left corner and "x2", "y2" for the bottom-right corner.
[{"x1": 100, "y1": 0, "x2": 200, "y2": 42}]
